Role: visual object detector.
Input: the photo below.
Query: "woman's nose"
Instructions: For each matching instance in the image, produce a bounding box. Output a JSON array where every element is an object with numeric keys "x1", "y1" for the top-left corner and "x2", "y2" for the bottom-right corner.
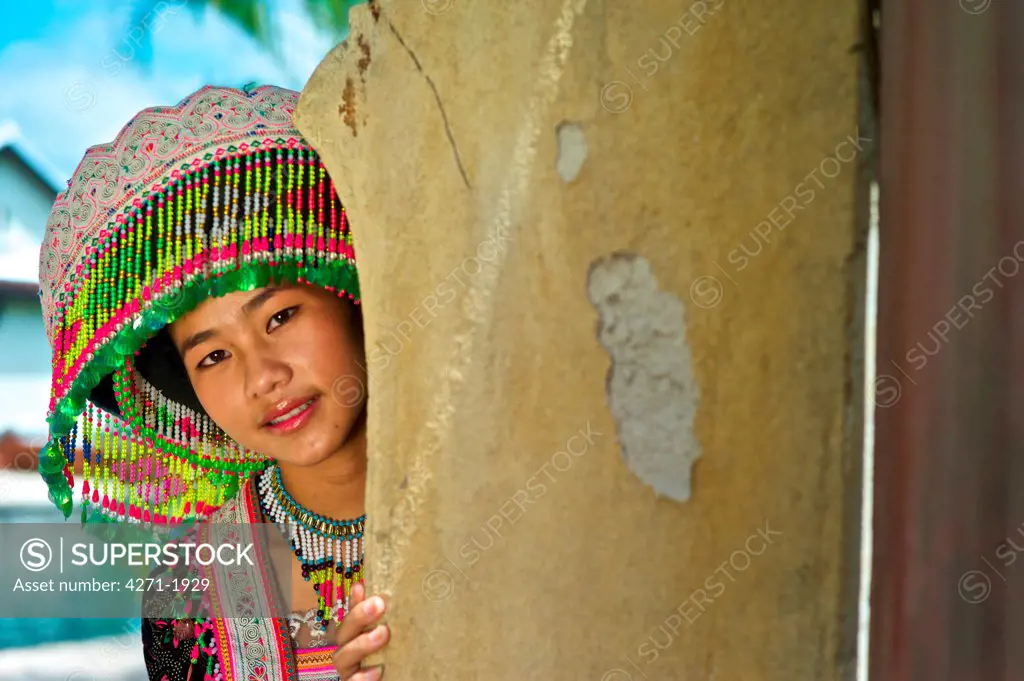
[{"x1": 245, "y1": 348, "x2": 292, "y2": 400}]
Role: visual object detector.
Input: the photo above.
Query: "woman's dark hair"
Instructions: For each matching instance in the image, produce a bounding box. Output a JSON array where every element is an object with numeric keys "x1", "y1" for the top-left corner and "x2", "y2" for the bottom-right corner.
[{"x1": 90, "y1": 327, "x2": 206, "y2": 417}]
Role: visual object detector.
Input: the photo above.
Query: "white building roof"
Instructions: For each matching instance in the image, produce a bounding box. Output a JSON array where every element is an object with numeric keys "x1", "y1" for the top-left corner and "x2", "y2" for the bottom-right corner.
[
  {"x1": 0, "y1": 120, "x2": 64, "y2": 285},
  {"x1": 0, "y1": 120, "x2": 66, "y2": 194}
]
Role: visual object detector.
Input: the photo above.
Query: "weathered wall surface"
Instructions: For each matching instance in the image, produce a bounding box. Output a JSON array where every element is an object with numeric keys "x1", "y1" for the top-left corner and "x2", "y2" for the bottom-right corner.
[{"x1": 296, "y1": 1, "x2": 863, "y2": 678}]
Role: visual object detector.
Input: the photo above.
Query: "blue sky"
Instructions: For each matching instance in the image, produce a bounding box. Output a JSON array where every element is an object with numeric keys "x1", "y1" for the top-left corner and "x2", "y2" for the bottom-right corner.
[{"x1": 0, "y1": 0, "x2": 340, "y2": 181}]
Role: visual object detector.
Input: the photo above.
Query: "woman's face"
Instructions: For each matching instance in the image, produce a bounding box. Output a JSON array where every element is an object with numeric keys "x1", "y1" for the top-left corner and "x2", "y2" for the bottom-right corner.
[{"x1": 167, "y1": 283, "x2": 366, "y2": 467}]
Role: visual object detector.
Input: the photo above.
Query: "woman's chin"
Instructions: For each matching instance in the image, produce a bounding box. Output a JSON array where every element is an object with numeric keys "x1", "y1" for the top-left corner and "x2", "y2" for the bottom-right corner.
[
  {"x1": 266, "y1": 434, "x2": 342, "y2": 468},
  {"x1": 271, "y1": 448, "x2": 333, "y2": 468},
  {"x1": 254, "y1": 417, "x2": 355, "y2": 468}
]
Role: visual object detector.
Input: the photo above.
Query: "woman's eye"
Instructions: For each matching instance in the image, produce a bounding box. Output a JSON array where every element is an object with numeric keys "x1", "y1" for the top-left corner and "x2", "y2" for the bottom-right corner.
[
  {"x1": 267, "y1": 306, "x2": 299, "y2": 332},
  {"x1": 197, "y1": 349, "x2": 228, "y2": 369}
]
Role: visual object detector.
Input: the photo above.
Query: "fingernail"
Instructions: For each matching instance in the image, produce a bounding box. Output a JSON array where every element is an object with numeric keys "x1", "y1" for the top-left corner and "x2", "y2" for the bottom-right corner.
[
  {"x1": 367, "y1": 596, "x2": 384, "y2": 615},
  {"x1": 370, "y1": 625, "x2": 386, "y2": 643}
]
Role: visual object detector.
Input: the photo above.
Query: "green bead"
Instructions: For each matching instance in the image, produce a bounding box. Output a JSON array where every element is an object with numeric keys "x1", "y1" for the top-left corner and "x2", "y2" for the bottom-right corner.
[
  {"x1": 279, "y1": 263, "x2": 298, "y2": 282},
  {"x1": 139, "y1": 309, "x2": 163, "y2": 333},
  {"x1": 304, "y1": 268, "x2": 323, "y2": 287},
  {"x1": 207, "y1": 275, "x2": 226, "y2": 298},
  {"x1": 38, "y1": 444, "x2": 67, "y2": 475},
  {"x1": 221, "y1": 475, "x2": 240, "y2": 500},
  {"x1": 79, "y1": 366, "x2": 99, "y2": 389},
  {"x1": 113, "y1": 332, "x2": 135, "y2": 355},
  {"x1": 154, "y1": 294, "x2": 174, "y2": 313},
  {"x1": 235, "y1": 266, "x2": 260, "y2": 288},
  {"x1": 55, "y1": 400, "x2": 73, "y2": 419},
  {"x1": 48, "y1": 486, "x2": 73, "y2": 519},
  {"x1": 58, "y1": 395, "x2": 84, "y2": 419},
  {"x1": 254, "y1": 267, "x2": 272, "y2": 288}
]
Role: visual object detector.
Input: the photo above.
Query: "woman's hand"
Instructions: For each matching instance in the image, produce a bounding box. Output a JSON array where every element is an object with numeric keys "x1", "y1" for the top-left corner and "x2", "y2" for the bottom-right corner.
[{"x1": 333, "y1": 582, "x2": 390, "y2": 680}]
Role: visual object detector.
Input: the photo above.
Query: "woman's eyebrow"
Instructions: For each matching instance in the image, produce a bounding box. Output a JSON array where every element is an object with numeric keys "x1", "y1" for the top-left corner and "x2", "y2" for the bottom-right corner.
[
  {"x1": 179, "y1": 329, "x2": 215, "y2": 358},
  {"x1": 178, "y1": 288, "x2": 282, "y2": 357},
  {"x1": 241, "y1": 286, "x2": 281, "y2": 315}
]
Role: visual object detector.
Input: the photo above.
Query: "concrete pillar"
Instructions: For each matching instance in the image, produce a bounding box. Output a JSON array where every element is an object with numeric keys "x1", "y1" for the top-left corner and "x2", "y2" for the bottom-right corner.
[{"x1": 296, "y1": 1, "x2": 864, "y2": 678}]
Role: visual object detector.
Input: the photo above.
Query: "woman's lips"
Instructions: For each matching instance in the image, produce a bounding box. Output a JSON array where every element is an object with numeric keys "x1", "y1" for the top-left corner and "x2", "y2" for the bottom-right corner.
[{"x1": 263, "y1": 396, "x2": 320, "y2": 434}]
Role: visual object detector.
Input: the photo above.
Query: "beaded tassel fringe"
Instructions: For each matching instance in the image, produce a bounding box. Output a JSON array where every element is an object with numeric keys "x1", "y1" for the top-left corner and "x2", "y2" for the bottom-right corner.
[
  {"x1": 74, "y1": 372, "x2": 253, "y2": 525},
  {"x1": 40, "y1": 142, "x2": 359, "y2": 521},
  {"x1": 257, "y1": 467, "x2": 365, "y2": 629}
]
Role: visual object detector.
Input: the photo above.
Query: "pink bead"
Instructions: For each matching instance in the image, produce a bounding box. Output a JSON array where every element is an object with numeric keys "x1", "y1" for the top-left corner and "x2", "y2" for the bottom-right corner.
[{"x1": 102, "y1": 495, "x2": 109, "y2": 509}]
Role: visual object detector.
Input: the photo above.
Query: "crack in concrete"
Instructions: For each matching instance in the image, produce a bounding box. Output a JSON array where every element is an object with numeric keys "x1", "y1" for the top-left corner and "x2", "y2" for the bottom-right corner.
[
  {"x1": 386, "y1": 19, "x2": 472, "y2": 190},
  {"x1": 373, "y1": 0, "x2": 587, "y2": 596}
]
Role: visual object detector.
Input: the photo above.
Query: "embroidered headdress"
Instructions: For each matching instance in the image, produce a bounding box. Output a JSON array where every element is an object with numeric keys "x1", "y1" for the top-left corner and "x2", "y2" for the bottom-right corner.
[{"x1": 37, "y1": 85, "x2": 359, "y2": 523}]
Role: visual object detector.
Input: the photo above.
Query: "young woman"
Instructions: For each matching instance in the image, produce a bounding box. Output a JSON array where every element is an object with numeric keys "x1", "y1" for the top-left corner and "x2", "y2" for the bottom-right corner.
[{"x1": 36, "y1": 84, "x2": 388, "y2": 680}]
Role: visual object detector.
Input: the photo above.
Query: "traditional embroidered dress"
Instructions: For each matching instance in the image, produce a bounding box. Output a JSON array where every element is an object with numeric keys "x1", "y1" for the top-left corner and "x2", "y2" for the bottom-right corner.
[
  {"x1": 37, "y1": 85, "x2": 364, "y2": 681},
  {"x1": 295, "y1": 646, "x2": 343, "y2": 681},
  {"x1": 142, "y1": 469, "x2": 350, "y2": 681}
]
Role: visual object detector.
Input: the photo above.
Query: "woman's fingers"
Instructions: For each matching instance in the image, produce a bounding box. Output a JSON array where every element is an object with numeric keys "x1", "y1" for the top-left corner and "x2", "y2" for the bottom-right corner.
[
  {"x1": 349, "y1": 581, "x2": 366, "y2": 606},
  {"x1": 333, "y1": 582, "x2": 390, "y2": 677},
  {"x1": 335, "y1": 588, "x2": 386, "y2": 647},
  {"x1": 333, "y1": 624, "x2": 390, "y2": 671}
]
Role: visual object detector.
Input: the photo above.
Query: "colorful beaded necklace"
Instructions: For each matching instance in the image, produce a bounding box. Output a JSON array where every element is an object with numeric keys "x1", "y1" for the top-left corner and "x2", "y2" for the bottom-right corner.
[{"x1": 256, "y1": 465, "x2": 365, "y2": 630}]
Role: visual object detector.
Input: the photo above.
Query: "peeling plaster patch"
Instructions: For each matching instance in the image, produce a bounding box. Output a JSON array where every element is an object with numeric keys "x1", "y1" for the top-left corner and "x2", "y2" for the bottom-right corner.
[
  {"x1": 586, "y1": 252, "x2": 702, "y2": 502},
  {"x1": 555, "y1": 121, "x2": 587, "y2": 182},
  {"x1": 357, "y1": 34, "x2": 372, "y2": 78},
  {"x1": 340, "y1": 77, "x2": 359, "y2": 137}
]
